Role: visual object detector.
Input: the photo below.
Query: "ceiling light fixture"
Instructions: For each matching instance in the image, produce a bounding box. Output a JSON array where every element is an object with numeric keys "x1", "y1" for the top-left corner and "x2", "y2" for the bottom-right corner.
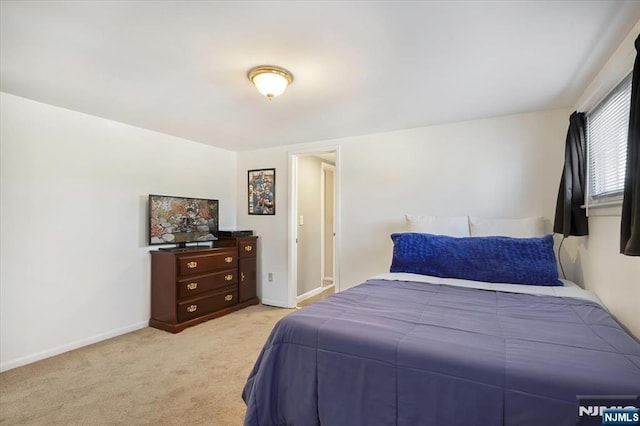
[{"x1": 248, "y1": 66, "x2": 293, "y2": 100}]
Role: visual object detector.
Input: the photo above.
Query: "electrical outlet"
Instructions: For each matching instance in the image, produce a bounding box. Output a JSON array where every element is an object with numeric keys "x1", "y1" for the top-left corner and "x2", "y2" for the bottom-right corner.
[{"x1": 268, "y1": 272, "x2": 273, "y2": 282}]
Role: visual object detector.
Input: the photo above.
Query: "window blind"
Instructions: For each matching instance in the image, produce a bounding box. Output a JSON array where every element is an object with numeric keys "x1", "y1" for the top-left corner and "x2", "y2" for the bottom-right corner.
[{"x1": 587, "y1": 73, "x2": 632, "y2": 203}]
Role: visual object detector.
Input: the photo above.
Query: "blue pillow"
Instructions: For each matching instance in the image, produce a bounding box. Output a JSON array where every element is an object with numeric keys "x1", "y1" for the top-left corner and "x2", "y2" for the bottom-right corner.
[{"x1": 390, "y1": 233, "x2": 562, "y2": 286}]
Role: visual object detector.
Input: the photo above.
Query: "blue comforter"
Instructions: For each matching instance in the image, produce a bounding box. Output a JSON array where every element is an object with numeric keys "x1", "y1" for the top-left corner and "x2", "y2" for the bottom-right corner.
[{"x1": 242, "y1": 279, "x2": 640, "y2": 425}]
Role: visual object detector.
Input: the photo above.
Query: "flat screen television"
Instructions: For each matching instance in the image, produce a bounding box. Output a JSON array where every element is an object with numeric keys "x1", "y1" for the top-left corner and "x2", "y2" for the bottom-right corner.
[{"x1": 148, "y1": 194, "x2": 219, "y2": 248}]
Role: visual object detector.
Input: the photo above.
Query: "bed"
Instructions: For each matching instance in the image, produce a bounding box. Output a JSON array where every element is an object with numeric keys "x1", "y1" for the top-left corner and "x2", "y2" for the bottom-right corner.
[{"x1": 242, "y1": 232, "x2": 640, "y2": 426}]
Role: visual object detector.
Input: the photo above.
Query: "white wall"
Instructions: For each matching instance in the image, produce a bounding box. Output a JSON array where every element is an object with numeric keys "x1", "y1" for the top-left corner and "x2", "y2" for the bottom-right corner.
[
  {"x1": 236, "y1": 154, "x2": 290, "y2": 307},
  {"x1": 0, "y1": 93, "x2": 237, "y2": 371},
  {"x1": 573, "y1": 216, "x2": 640, "y2": 338},
  {"x1": 237, "y1": 108, "x2": 570, "y2": 309}
]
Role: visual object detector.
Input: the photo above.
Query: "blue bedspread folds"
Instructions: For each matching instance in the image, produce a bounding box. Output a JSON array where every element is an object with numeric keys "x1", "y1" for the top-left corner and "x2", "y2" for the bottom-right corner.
[{"x1": 242, "y1": 279, "x2": 640, "y2": 426}]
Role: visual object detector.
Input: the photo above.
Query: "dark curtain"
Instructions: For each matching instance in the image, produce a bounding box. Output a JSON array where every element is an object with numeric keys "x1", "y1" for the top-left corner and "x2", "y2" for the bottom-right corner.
[
  {"x1": 553, "y1": 112, "x2": 589, "y2": 237},
  {"x1": 620, "y1": 35, "x2": 640, "y2": 256}
]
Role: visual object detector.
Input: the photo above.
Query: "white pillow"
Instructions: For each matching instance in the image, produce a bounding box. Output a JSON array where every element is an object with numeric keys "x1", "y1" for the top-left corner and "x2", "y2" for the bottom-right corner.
[
  {"x1": 405, "y1": 214, "x2": 470, "y2": 237},
  {"x1": 469, "y1": 216, "x2": 545, "y2": 238}
]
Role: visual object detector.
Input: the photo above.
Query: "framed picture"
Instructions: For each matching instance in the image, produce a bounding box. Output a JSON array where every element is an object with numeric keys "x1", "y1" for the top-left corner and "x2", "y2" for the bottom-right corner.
[{"x1": 248, "y1": 168, "x2": 276, "y2": 215}]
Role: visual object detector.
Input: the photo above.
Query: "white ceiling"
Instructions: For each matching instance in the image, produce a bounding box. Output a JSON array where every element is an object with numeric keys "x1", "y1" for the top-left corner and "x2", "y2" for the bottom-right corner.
[{"x1": 2, "y1": 1, "x2": 639, "y2": 152}]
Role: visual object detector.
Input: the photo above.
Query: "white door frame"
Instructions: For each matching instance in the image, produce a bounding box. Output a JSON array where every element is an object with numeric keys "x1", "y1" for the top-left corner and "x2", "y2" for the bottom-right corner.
[{"x1": 288, "y1": 146, "x2": 341, "y2": 308}]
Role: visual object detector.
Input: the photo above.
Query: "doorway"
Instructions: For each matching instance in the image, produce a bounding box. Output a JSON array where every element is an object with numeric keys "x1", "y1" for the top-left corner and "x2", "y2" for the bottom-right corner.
[
  {"x1": 321, "y1": 162, "x2": 335, "y2": 289},
  {"x1": 288, "y1": 147, "x2": 340, "y2": 308}
]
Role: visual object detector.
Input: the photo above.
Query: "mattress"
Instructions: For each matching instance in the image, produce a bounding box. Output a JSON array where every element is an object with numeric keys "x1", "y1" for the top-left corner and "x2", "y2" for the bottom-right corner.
[{"x1": 242, "y1": 275, "x2": 640, "y2": 426}]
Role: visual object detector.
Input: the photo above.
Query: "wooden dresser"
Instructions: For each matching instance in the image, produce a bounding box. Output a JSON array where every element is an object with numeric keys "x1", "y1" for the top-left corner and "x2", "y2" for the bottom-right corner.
[{"x1": 149, "y1": 238, "x2": 259, "y2": 333}]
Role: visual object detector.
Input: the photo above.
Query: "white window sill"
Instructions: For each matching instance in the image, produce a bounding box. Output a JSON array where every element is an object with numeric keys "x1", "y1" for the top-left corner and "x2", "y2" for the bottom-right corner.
[{"x1": 584, "y1": 201, "x2": 623, "y2": 217}]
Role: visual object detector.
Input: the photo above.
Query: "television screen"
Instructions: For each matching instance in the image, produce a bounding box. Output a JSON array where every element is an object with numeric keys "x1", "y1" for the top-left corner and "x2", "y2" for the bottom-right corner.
[{"x1": 148, "y1": 194, "x2": 219, "y2": 246}]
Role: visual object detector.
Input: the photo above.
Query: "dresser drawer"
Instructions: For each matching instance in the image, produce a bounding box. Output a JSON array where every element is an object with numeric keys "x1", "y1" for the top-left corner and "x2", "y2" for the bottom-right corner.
[
  {"x1": 177, "y1": 286, "x2": 238, "y2": 322},
  {"x1": 238, "y1": 238, "x2": 257, "y2": 258},
  {"x1": 177, "y1": 269, "x2": 237, "y2": 299},
  {"x1": 177, "y1": 249, "x2": 237, "y2": 276}
]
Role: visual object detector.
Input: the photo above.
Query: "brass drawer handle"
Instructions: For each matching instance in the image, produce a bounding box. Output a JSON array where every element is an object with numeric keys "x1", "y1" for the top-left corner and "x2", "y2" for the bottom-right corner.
[
  {"x1": 241, "y1": 272, "x2": 245, "y2": 282},
  {"x1": 187, "y1": 282, "x2": 198, "y2": 290},
  {"x1": 224, "y1": 256, "x2": 233, "y2": 263},
  {"x1": 244, "y1": 245, "x2": 253, "y2": 252},
  {"x1": 224, "y1": 294, "x2": 233, "y2": 301},
  {"x1": 186, "y1": 304, "x2": 197, "y2": 313},
  {"x1": 225, "y1": 274, "x2": 233, "y2": 281},
  {"x1": 187, "y1": 261, "x2": 198, "y2": 269}
]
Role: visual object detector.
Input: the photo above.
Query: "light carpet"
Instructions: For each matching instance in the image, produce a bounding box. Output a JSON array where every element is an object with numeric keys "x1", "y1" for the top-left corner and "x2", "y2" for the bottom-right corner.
[{"x1": 0, "y1": 304, "x2": 292, "y2": 425}]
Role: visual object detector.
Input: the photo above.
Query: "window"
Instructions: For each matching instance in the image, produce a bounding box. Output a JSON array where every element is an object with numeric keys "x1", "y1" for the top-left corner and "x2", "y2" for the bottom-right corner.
[{"x1": 586, "y1": 73, "x2": 632, "y2": 204}]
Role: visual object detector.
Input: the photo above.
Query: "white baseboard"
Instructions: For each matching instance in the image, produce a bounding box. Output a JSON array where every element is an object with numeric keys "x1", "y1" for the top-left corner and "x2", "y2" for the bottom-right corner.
[
  {"x1": 297, "y1": 286, "x2": 325, "y2": 303},
  {"x1": 0, "y1": 320, "x2": 148, "y2": 372},
  {"x1": 260, "y1": 298, "x2": 292, "y2": 308}
]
